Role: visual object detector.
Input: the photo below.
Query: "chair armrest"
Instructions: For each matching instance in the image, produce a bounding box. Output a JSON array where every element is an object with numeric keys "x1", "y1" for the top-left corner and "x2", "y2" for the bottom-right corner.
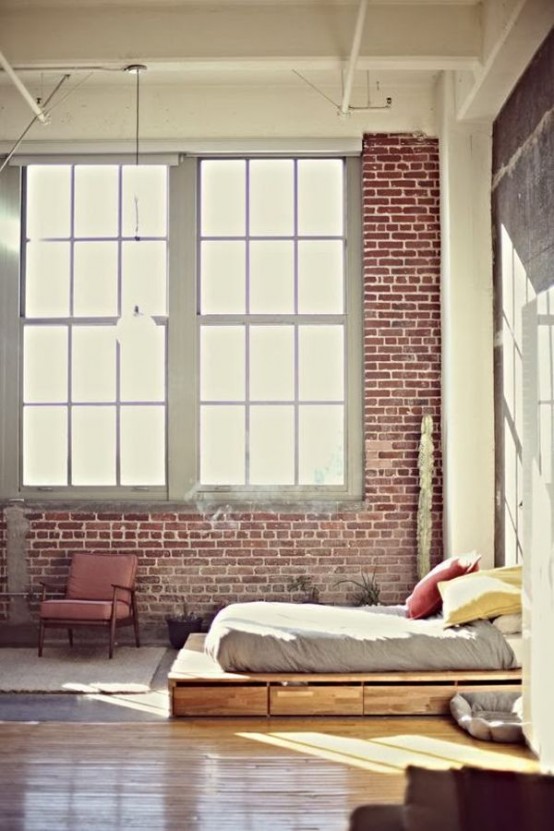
[
  {"x1": 38, "y1": 579, "x2": 66, "y2": 599},
  {"x1": 111, "y1": 583, "x2": 135, "y2": 602}
]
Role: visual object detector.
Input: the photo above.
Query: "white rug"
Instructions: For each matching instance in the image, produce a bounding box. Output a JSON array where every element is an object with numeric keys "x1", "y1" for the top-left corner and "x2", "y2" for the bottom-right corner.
[{"x1": 0, "y1": 647, "x2": 167, "y2": 694}]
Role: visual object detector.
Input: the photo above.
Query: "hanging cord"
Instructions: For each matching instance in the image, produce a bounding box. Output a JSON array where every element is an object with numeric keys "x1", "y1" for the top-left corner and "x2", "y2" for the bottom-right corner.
[
  {"x1": 135, "y1": 67, "x2": 140, "y2": 165},
  {"x1": 42, "y1": 71, "x2": 93, "y2": 116}
]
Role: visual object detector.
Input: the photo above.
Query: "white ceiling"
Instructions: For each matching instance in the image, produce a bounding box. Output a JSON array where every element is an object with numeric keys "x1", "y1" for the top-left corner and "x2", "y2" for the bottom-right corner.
[{"x1": 0, "y1": 0, "x2": 551, "y2": 144}]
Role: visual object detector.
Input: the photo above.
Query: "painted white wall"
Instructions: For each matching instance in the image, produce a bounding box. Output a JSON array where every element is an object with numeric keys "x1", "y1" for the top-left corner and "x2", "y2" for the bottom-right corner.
[
  {"x1": 0, "y1": 79, "x2": 436, "y2": 144},
  {"x1": 437, "y1": 72, "x2": 496, "y2": 567}
]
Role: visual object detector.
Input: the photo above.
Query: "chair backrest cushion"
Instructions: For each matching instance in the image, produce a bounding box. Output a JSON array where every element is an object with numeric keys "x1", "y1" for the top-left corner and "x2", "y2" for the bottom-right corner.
[{"x1": 67, "y1": 553, "x2": 138, "y2": 602}]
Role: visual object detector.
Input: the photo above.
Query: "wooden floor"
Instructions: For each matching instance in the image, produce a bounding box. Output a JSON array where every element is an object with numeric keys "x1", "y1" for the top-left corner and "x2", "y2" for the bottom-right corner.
[{"x1": 0, "y1": 715, "x2": 538, "y2": 831}]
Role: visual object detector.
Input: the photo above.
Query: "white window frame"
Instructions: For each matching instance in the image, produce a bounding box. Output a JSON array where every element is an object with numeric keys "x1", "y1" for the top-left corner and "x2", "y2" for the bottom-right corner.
[{"x1": 0, "y1": 155, "x2": 362, "y2": 504}]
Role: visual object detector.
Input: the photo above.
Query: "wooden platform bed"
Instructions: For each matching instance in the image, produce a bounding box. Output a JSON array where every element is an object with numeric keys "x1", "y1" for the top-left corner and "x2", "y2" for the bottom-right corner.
[{"x1": 168, "y1": 634, "x2": 522, "y2": 718}]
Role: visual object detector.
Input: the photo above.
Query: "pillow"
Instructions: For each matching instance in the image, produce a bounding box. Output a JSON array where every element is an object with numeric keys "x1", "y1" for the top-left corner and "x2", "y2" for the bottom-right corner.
[
  {"x1": 439, "y1": 565, "x2": 522, "y2": 627},
  {"x1": 492, "y1": 612, "x2": 523, "y2": 635},
  {"x1": 406, "y1": 552, "x2": 481, "y2": 619}
]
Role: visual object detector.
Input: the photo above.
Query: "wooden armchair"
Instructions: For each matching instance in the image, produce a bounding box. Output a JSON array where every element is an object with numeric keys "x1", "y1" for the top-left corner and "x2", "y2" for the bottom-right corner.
[{"x1": 38, "y1": 553, "x2": 140, "y2": 659}]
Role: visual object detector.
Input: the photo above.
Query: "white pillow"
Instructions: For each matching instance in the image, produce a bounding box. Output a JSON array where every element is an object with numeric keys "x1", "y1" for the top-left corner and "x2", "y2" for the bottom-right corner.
[{"x1": 492, "y1": 612, "x2": 523, "y2": 635}]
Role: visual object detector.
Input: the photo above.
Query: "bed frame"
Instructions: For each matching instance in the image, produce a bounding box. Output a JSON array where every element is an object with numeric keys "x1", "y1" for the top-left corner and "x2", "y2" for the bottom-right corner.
[{"x1": 168, "y1": 634, "x2": 522, "y2": 718}]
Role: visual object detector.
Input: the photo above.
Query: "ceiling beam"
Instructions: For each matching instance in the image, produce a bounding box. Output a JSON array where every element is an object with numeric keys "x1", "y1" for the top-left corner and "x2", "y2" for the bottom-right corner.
[{"x1": 455, "y1": 0, "x2": 554, "y2": 121}]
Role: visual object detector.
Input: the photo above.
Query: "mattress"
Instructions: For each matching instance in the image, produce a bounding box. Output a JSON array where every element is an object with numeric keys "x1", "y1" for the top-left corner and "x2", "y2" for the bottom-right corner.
[
  {"x1": 204, "y1": 601, "x2": 519, "y2": 674},
  {"x1": 504, "y1": 634, "x2": 523, "y2": 667}
]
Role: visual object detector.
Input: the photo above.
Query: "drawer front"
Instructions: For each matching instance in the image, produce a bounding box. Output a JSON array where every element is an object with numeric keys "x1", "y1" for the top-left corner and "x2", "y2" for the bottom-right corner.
[
  {"x1": 173, "y1": 685, "x2": 268, "y2": 716},
  {"x1": 364, "y1": 684, "x2": 455, "y2": 715},
  {"x1": 270, "y1": 685, "x2": 363, "y2": 716}
]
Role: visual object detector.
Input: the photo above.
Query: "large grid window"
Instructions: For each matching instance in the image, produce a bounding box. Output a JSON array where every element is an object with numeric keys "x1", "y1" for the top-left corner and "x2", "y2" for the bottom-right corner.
[
  {"x1": 198, "y1": 159, "x2": 347, "y2": 489},
  {"x1": 4, "y1": 155, "x2": 361, "y2": 501},
  {"x1": 21, "y1": 164, "x2": 168, "y2": 488}
]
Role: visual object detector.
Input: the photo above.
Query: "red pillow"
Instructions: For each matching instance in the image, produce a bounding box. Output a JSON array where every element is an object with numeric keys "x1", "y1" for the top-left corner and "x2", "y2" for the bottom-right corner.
[{"x1": 406, "y1": 553, "x2": 481, "y2": 619}]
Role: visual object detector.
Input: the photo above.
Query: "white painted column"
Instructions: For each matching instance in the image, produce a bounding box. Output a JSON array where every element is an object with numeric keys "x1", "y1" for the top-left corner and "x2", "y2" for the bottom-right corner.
[{"x1": 437, "y1": 72, "x2": 496, "y2": 567}]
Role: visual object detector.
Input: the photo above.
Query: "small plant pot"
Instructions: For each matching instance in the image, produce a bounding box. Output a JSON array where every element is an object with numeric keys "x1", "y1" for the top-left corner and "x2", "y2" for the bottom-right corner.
[{"x1": 166, "y1": 616, "x2": 203, "y2": 650}]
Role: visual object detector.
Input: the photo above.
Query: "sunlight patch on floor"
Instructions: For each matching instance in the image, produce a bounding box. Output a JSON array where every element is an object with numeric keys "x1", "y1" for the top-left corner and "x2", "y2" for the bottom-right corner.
[{"x1": 236, "y1": 730, "x2": 539, "y2": 775}]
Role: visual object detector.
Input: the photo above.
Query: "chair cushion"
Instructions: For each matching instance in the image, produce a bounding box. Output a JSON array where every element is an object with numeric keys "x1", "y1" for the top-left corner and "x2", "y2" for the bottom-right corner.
[
  {"x1": 348, "y1": 804, "x2": 404, "y2": 831},
  {"x1": 66, "y1": 553, "x2": 137, "y2": 603},
  {"x1": 403, "y1": 766, "x2": 461, "y2": 831},
  {"x1": 40, "y1": 599, "x2": 131, "y2": 622},
  {"x1": 457, "y1": 767, "x2": 554, "y2": 831}
]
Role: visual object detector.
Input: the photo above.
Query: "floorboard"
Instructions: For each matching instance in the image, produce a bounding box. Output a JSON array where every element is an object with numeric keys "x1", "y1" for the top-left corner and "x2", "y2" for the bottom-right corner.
[{"x1": 0, "y1": 716, "x2": 538, "y2": 831}]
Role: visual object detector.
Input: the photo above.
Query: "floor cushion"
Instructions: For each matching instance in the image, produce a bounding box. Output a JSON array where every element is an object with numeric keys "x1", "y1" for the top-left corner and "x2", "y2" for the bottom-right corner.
[{"x1": 450, "y1": 690, "x2": 524, "y2": 743}]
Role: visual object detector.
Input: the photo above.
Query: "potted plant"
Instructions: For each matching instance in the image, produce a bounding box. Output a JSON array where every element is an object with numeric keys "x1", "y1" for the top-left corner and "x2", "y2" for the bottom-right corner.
[
  {"x1": 166, "y1": 603, "x2": 204, "y2": 649},
  {"x1": 335, "y1": 569, "x2": 381, "y2": 606},
  {"x1": 286, "y1": 574, "x2": 320, "y2": 603}
]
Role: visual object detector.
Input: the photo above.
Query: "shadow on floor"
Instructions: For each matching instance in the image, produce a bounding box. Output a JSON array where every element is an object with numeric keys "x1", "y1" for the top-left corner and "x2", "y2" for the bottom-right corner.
[{"x1": 0, "y1": 647, "x2": 177, "y2": 723}]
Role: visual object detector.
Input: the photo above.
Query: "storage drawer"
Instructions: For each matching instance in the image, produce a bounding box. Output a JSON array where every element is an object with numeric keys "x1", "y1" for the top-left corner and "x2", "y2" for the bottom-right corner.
[
  {"x1": 364, "y1": 684, "x2": 456, "y2": 715},
  {"x1": 270, "y1": 684, "x2": 363, "y2": 716},
  {"x1": 173, "y1": 684, "x2": 268, "y2": 716}
]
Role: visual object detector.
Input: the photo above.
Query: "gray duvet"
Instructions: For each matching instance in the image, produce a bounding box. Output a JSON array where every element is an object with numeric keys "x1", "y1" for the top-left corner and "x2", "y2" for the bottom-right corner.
[{"x1": 204, "y1": 601, "x2": 518, "y2": 673}]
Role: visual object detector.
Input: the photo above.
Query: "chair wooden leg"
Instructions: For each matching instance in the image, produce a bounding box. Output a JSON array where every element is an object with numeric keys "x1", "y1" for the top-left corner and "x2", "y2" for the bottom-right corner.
[
  {"x1": 38, "y1": 621, "x2": 45, "y2": 657},
  {"x1": 67, "y1": 628, "x2": 73, "y2": 648},
  {"x1": 109, "y1": 616, "x2": 116, "y2": 659}
]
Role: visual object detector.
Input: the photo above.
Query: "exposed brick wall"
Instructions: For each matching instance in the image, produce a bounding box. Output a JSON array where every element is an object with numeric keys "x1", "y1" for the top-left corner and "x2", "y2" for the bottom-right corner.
[
  {"x1": 2, "y1": 133, "x2": 443, "y2": 628},
  {"x1": 362, "y1": 133, "x2": 442, "y2": 572}
]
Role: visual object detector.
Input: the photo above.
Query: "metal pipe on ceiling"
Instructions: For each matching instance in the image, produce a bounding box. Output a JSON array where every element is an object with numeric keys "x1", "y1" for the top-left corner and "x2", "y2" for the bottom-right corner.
[
  {"x1": 0, "y1": 47, "x2": 48, "y2": 123},
  {"x1": 340, "y1": 0, "x2": 369, "y2": 117}
]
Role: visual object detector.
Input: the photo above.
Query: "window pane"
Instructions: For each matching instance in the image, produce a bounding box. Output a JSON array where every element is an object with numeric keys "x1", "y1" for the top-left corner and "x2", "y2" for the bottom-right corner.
[
  {"x1": 72, "y1": 406, "x2": 116, "y2": 485},
  {"x1": 249, "y1": 406, "x2": 294, "y2": 485},
  {"x1": 201, "y1": 241, "x2": 246, "y2": 314},
  {"x1": 200, "y1": 326, "x2": 245, "y2": 401},
  {"x1": 74, "y1": 241, "x2": 118, "y2": 317},
  {"x1": 299, "y1": 325, "x2": 344, "y2": 401},
  {"x1": 26, "y1": 166, "x2": 71, "y2": 239},
  {"x1": 72, "y1": 327, "x2": 116, "y2": 402},
  {"x1": 250, "y1": 241, "x2": 294, "y2": 314},
  {"x1": 122, "y1": 240, "x2": 167, "y2": 316},
  {"x1": 23, "y1": 406, "x2": 68, "y2": 485},
  {"x1": 74, "y1": 166, "x2": 119, "y2": 238},
  {"x1": 298, "y1": 159, "x2": 343, "y2": 236},
  {"x1": 249, "y1": 326, "x2": 294, "y2": 401},
  {"x1": 201, "y1": 160, "x2": 246, "y2": 237},
  {"x1": 249, "y1": 160, "x2": 294, "y2": 236},
  {"x1": 23, "y1": 326, "x2": 68, "y2": 403},
  {"x1": 299, "y1": 405, "x2": 344, "y2": 485},
  {"x1": 120, "y1": 324, "x2": 165, "y2": 402},
  {"x1": 298, "y1": 240, "x2": 344, "y2": 314},
  {"x1": 25, "y1": 242, "x2": 70, "y2": 317},
  {"x1": 200, "y1": 405, "x2": 245, "y2": 484},
  {"x1": 122, "y1": 165, "x2": 167, "y2": 238},
  {"x1": 120, "y1": 406, "x2": 165, "y2": 485}
]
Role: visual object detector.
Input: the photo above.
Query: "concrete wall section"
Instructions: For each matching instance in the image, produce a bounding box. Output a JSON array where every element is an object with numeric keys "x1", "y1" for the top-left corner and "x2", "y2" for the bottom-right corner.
[{"x1": 492, "y1": 28, "x2": 554, "y2": 564}]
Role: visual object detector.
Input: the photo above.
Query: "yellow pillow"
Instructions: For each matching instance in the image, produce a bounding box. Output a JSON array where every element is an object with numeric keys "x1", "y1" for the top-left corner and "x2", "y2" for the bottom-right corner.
[{"x1": 438, "y1": 565, "x2": 522, "y2": 627}]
